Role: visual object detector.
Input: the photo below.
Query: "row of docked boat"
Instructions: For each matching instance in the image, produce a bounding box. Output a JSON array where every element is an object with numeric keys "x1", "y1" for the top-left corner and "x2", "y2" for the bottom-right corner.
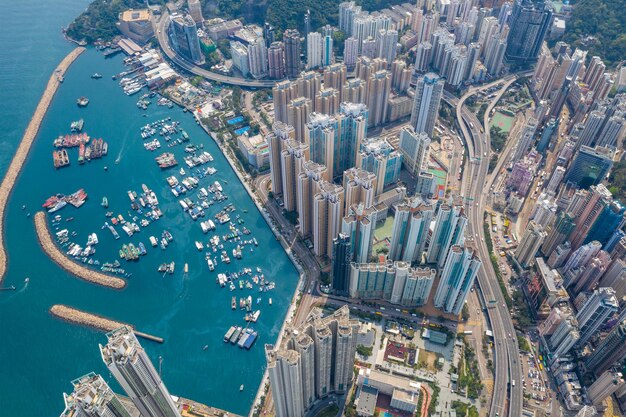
[
  {"x1": 155, "y1": 152, "x2": 177, "y2": 169},
  {"x1": 157, "y1": 261, "x2": 176, "y2": 275},
  {"x1": 223, "y1": 326, "x2": 258, "y2": 349},
  {"x1": 119, "y1": 242, "x2": 147, "y2": 261},
  {"x1": 53, "y1": 132, "x2": 89, "y2": 148},
  {"x1": 183, "y1": 151, "x2": 213, "y2": 168},
  {"x1": 42, "y1": 189, "x2": 88, "y2": 213}
]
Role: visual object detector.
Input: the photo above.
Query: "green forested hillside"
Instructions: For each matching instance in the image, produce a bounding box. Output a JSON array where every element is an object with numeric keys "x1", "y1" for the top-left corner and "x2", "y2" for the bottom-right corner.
[
  {"x1": 209, "y1": 0, "x2": 407, "y2": 33},
  {"x1": 66, "y1": 0, "x2": 164, "y2": 43},
  {"x1": 564, "y1": 0, "x2": 626, "y2": 66}
]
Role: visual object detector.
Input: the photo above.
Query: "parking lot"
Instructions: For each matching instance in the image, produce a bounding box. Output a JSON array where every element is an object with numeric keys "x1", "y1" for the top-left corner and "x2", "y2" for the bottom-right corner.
[{"x1": 521, "y1": 352, "x2": 550, "y2": 406}]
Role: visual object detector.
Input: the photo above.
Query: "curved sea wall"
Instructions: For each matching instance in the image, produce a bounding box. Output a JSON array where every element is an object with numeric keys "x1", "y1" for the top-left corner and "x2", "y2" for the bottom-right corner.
[
  {"x1": 0, "y1": 47, "x2": 85, "y2": 285},
  {"x1": 34, "y1": 211, "x2": 126, "y2": 289}
]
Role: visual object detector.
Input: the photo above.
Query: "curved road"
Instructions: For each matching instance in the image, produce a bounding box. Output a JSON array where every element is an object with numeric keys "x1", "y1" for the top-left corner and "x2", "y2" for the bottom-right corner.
[
  {"x1": 443, "y1": 75, "x2": 524, "y2": 417},
  {"x1": 154, "y1": 12, "x2": 280, "y2": 88}
]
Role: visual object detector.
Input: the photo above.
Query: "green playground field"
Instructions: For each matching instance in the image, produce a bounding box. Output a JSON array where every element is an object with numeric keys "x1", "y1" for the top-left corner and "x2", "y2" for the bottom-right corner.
[{"x1": 490, "y1": 111, "x2": 515, "y2": 133}]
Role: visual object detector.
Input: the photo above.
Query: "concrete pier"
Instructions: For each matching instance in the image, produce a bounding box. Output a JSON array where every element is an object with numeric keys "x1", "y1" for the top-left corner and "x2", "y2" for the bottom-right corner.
[
  {"x1": 50, "y1": 304, "x2": 164, "y2": 343},
  {"x1": 34, "y1": 211, "x2": 126, "y2": 289},
  {"x1": 0, "y1": 47, "x2": 85, "y2": 285}
]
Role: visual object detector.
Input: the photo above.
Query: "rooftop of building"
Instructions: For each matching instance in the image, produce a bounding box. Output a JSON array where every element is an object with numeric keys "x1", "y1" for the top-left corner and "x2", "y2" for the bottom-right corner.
[
  {"x1": 356, "y1": 385, "x2": 379, "y2": 416},
  {"x1": 120, "y1": 9, "x2": 150, "y2": 22}
]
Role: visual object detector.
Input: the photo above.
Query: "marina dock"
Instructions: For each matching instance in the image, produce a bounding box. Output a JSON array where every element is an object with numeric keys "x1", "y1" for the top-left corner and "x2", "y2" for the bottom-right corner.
[
  {"x1": 50, "y1": 304, "x2": 164, "y2": 343},
  {"x1": 34, "y1": 211, "x2": 126, "y2": 289},
  {"x1": 0, "y1": 47, "x2": 85, "y2": 285}
]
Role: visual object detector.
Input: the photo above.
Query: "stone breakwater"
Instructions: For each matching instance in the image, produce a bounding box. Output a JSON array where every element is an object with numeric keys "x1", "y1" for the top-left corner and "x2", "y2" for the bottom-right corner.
[
  {"x1": 34, "y1": 211, "x2": 126, "y2": 289},
  {"x1": 50, "y1": 304, "x2": 164, "y2": 343},
  {"x1": 0, "y1": 47, "x2": 85, "y2": 285}
]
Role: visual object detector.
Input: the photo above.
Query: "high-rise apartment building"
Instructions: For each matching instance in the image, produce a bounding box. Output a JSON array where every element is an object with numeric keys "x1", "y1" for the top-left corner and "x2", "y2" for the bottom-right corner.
[
  {"x1": 349, "y1": 261, "x2": 435, "y2": 306},
  {"x1": 433, "y1": 246, "x2": 481, "y2": 315},
  {"x1": 323, "y1": 64, "x2": 347, "y2": 97},
  {"x1": 541, "y1": 212, "x2": 575, "y2": 257},
  {"x1": 297, "y1": 161, "x2": 327, "y2": 237},
  {"x1": 273, "y1": 80, "x2": 293, "y2": 124},
  {"x1": 307, "y1": 32, "x2": 322, "y2": 70},
  {"x1": 283, "y1": 29, "x2": 302, "y2": 78},
  {"x1": 266, "y1": 307, "x2": 359, "y2": 417},
  {"x1": 314, "y1": 88, "x2": 341, "y2": 116},
  {"x1": 410, "y1": 73, "x2": 444, "y2": 136},
  {"x1": 366, "y1": 70, "x2": 391, "y2": 127},
  {"x1": 248, "y1": 38, "x2": 269, "y2": 79},
  {"x1": 375, "y1": 29, "x2": 398, "y2": 65},
  {"x1": 100, "y1": 326, "x2": 181, "y2": 417},
  {"x1": 585, "y1": 320, "x2": 626, "y2": 375},
  {"x1": 343, "y1": 37, "x2": 360, "y2": 71},
  {"x1": 268, "y1": 41, "x2": 286, "y2": 79},
  {"x1": 288, "y1": 97, "x2": 313, "y2": 142},
  {"x1": 389, "y1": 197, "x2": 435, "y2": 263},
  {"x1": 61, "y1": 373, "x2": 133, "y2": 417},
  {"x1": 426, "y1": 203, "x2": 467, "y2": 267},
  {"x1": 332, "y1": 233, "x2": 353, "y2": 295},
  {"x1": 280, "y1": 138, "x2": 309, "y2": 212},
  {"x1": 187, "y1": 0, "x2": 203, "y2": 26},
  {"x1": 505, "y1": 0, "x2": 552, "y2": 63},
  {"x1": 342, "y1": 78, "x2": 367, "y2": 104},
  {"x1": 575, "y1": 288, "x2": 618, "y2": 346},
  {"x1": 337, "y1": 102, "x2": 369, "y2": 177},
  {"x1": 357, "y1": 136, "x2": 403, "y2": 194},
  {"x1": 586, "y1": 370, "x2": 624, "y2": 406},
  {"x1": 169, "y1": 14, "x2": 204, "y2": 65},
  {"x1": 342, "y1": 203, "x2": 377, "y2": 263},
  {"x1": 565, "y1": 146, "x2": 614, "y2": 189},
  {"x1": 342, "y1": 168, "x2": 376, "y2": 211},
  {"x1": 267, "y1": 121, "x2": 296, "y2": 197},
  {"x1": 313, "y1": 181, "x2": 344, "y2": 258},
  {"x1": 398, "y1": 126, "x2": 430, "y2": 175},
  {"x1": 322, "y1": 34, "x2": 334, "y2": 67},
  {"x1": 306, "y1": 113, "x2": 338, "y2": 180},
  {"x1": 515, "y1": 220, "x2": 546, "y2": 268}
]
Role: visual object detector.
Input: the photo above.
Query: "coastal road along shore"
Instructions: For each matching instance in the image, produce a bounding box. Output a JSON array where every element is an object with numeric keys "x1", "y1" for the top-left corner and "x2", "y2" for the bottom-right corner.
[
  {"x1": 0, "y1": 47, "x2": 85, "y2": 285},
  {"x1": 50, "y1": 304, "x2": 163, "y2": 343},
  {"x1": 34, "y1": 211, "x2": 126, "y2": 289}
]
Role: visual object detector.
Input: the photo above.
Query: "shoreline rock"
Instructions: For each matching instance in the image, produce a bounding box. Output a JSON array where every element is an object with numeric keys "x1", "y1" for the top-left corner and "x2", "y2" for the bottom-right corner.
[
  {"x1": 34, "y1": 211, "x2": 126, "y2": 289},
  {"x1": 0, "y1": 47, "x2": 85, "y2": 285}
]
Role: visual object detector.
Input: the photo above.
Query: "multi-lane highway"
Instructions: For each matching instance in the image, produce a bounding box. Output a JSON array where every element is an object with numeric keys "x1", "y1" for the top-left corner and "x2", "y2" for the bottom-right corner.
[
  {"x1": 444, "y1": 76, "x2": 523, "y2": 417},
  {"x1": 154, "y1": 12, "x2": 279, "y2": 88}
]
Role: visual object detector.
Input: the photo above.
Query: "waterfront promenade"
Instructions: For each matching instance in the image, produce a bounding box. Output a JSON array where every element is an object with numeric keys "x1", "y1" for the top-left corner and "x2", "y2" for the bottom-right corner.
[
  {"x1": 34, "y1": 211, "x2": 126, "y2": 289},
  {"x1": 0, "y1": 47, "x2": 85, "y2": 285},
  {"x1": 50, "y1": 304, "x2": 164, "y2": 343}
]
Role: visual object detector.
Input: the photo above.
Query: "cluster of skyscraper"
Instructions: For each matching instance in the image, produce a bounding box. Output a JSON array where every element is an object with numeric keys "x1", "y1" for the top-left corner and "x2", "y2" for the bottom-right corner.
[
  {"x1": 487, "y1": 33, "x2": 626, "y2": 412},
  {"x1": 265, "y1": 306, "x2": 359, "y2": 417},
  {"x1": 61, "y1": 326, "x2": 181, "y2": 417}
]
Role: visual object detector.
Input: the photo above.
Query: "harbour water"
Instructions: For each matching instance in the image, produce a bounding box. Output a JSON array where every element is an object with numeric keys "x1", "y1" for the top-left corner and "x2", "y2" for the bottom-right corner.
[{"x1": 0, "y1": 1, "x2": 299, "y2": 415}]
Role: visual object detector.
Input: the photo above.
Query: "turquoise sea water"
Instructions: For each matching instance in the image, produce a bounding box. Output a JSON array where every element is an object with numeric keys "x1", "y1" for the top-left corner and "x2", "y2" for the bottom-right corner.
[{"x1": 0, "y1": 2, "x2": 298, "y2": 416}]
